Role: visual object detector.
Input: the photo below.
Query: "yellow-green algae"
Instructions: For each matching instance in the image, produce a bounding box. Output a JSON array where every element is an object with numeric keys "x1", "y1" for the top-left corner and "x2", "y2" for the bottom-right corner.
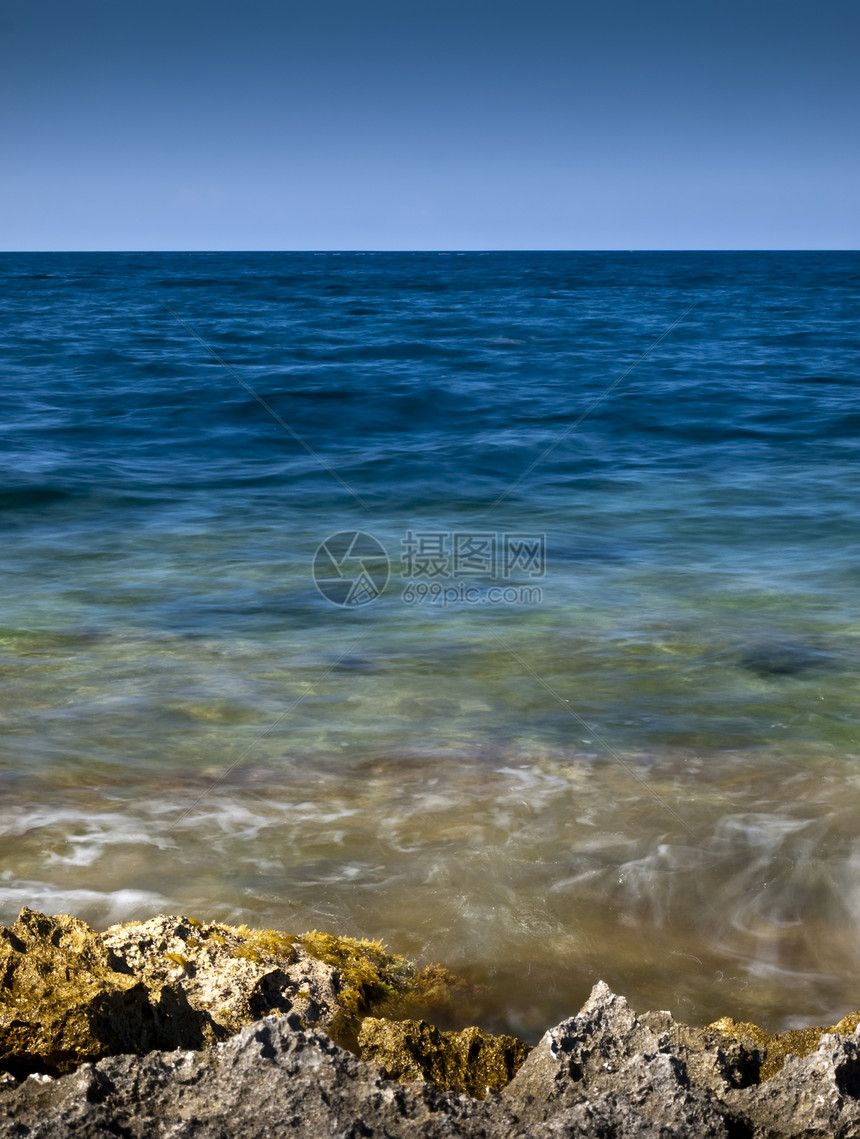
[
  {"x1": 228, "y1": 925, "x2": 473, "y2": 1051},
  {"x1": 232, "y1": 926, "x2": 297, "y2": 964},
  {"x1": 229, "y1": 923, "x2": 473, "y2": 1040},
  {"x1": 709, "y1": 1012, "x2": 860, "y2": 1081},
  {"x1": 358, "y1": 1017, "x2": 531, "y2": 1098},
  {"x1": 0, "y1": 908, "x2": 221, "y2": 1078}
]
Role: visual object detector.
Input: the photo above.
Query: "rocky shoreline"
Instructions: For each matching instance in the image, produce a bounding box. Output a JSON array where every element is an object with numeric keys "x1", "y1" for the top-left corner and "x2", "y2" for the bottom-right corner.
[{"x1": 3, "y1": 909, "x2": 860, "y2": 1136}]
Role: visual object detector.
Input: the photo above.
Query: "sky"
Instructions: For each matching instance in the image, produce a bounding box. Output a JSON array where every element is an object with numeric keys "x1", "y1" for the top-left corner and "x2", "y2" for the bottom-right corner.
[{"x1": 2, "y1": 0, "x2": 858, "y2": 250}]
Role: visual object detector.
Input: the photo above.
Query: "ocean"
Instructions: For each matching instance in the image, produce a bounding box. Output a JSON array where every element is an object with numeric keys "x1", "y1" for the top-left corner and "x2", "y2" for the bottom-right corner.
[{"x1": 2, "y1": 250, "x2": 859, "y2": 1039}]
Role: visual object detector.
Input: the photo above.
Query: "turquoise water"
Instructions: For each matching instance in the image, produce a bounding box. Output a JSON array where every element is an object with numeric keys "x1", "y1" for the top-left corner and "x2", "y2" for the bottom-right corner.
[{"x1": 2, "y1": 251, "x2": 860, "y2": 1038}]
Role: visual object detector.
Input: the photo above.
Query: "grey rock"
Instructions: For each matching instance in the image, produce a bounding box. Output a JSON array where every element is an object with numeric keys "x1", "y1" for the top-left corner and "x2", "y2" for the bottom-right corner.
[
  {"x1": 0, "y1": 1014, "x2": 522, "y2": 1139},
  {"x1": 101, "y1": 915, "x2": 342, "y2": 1036},
  {"x1": 3, "y1": 983, "x2": 860, "y2": 1138},
  {"x1": 727, "y1": 1030, "x2": 860, "y2": 1137},
  {"x1": 504, "y1": 982, "x2": 733, "y2": 1136}
]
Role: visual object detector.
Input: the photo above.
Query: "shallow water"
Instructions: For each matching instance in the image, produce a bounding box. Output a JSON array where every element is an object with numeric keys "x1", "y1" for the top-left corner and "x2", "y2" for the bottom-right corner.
[{"x1": 2, "y1": 251, "x2": 860, "y2": 1039}]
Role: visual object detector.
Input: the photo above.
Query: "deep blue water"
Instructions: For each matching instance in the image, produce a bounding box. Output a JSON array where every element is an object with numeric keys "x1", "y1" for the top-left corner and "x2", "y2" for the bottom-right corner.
[{"x1": 2, "y1": 251, "x2": 860, "y2": 1036}]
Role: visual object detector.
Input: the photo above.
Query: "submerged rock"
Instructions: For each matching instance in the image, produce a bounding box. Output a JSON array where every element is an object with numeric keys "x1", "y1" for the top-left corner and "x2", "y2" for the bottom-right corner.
[{"x1": 736, "y1": 638, "x2": 833, "y2": 678}]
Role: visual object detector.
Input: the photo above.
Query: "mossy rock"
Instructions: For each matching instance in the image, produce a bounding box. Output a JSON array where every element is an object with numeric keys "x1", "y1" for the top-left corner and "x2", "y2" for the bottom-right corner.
[
  {"x1": 0, "y1": 908, "x2": 220, "y2": 1078},
  {"x1": 298, "y1": 930, "x2": 410, "y2": 1010},
  {"x1": 101, "y1": 914, "x2": 479, "y2": 1055},
  {"x1": 288, "y1": 929, "x2": 478, "y2": 1051},
  {"x1": 0, "y1": 908, "x2": 488, "y2": 1081},
  {"x1": 709, "y1": 1013, "x2": 860, "y2": 1081},
  {"x1": 102, "y1": 916, "x2": 467, "y2": 1050},
  {"x1": 358, "y1": 1016, "x2": 531, "y2": 1098},
  {"x1": 102, "y1": 916, "x2": 323, "y2": 1038}
]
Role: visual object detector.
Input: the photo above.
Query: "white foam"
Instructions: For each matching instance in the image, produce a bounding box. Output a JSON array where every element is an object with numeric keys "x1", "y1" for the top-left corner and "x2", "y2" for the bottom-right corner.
[{"x1": 0, "y1": 879, "x2": 172, "y2": 928}]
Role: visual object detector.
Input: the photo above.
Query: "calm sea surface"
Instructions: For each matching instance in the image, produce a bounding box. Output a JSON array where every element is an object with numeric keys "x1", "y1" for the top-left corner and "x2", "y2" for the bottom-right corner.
[{"x1": 2, "y1": 251, "x2": 860, "y2": 1038}]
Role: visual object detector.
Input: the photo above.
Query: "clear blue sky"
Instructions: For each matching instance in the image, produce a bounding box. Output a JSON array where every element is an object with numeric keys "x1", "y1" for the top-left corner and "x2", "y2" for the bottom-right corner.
[{"x1": 3, "y1": 0, "x2": 858, "y2": 250}]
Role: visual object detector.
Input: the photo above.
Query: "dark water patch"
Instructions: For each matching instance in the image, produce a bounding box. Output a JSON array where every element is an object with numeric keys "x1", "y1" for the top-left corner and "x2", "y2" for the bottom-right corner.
[
  {"x1": 322, "y1": 653, "x2": 382, "y2": 673},
  {"x1": 0, "y1": 626, "x2": 114, "y2": 650},
  {"x1": 736, "y1": 640, "x2": 836, "y2": 679},
  {"x1": 826, "y1": 412, "x2": 860, "y2": 435},
  {"x1": 0, "y1": 485, "x2": 80, "y2": 511}
]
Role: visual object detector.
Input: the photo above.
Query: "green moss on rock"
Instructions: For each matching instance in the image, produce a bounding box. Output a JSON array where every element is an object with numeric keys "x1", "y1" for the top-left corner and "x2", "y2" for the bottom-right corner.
[
  {"x1": 708, "y1": 1014, "x2": 860, "y2": 1081},
  {"x1": 358, "y1": 1016, "x2": 531, "y2": 1098},
  {"x1": 0, "y1": 908, "x2": 220, "y2": 1079},
  {"x1": 293, "y1": 930, "x2": 483, "y2": 1052},
  {"x1": 99, "y1": 914, "x2": 472, "y2": 1052},
  {"x1": 299, "y1": 931, "x2": 408, "y2": 1012},
  {"x1": 233, "y1": 927, "x2": 298, "y2": 964},
  {"x1": 0, "y1": 907, "x2": 528, "y2": 1097}
]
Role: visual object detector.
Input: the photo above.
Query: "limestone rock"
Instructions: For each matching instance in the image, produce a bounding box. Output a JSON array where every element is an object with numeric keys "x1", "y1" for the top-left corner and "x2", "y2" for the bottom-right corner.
[
  {"x1": 0, "y1": 1013, "x2": 524, "y2": 1138},
  {"x1": 726, "y1": 1030, "x2": 860, "y2": 1136},
  {"x1": 101, "y1": 915, "x2": 340, "y2": 1037},
  {"x1": 6, "y1": 989, "x2": 860, "y2": 1136},
  {"x1": 0, "y1": 909, "x2": 470, "y2": 1080},
  {"x1": 101, "y1": 916, "x2": 469, "y2": 1053},
  {"x1": 503, "y1": 981, "x2": 751, "y2": 1135},
  {"x1": 6, "y1": 908, "x2": 860, "y2": 1136},
  {"x1": 638, "y1": 1008, "x2": 764, "y2": 1092},
  {"x1": 708, "y1": 1013, "x2": 852, "y2": 1081}
]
